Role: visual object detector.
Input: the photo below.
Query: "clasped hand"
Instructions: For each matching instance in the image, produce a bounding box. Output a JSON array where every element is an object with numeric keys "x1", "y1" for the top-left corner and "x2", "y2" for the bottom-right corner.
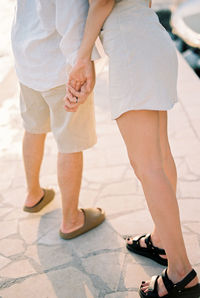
[{"x1": 64, "y1": 59, "x2": 95, "y2": 112}]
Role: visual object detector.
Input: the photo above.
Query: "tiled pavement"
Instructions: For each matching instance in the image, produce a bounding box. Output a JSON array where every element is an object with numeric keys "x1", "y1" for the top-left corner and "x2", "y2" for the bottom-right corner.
[{"x1": 0, "y1": 1, "x2": 200, "y2": 298}]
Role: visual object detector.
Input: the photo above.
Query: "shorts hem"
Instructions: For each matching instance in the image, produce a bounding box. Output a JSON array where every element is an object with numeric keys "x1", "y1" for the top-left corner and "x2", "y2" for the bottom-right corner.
[
  {"x1": 23, "y1": 125, "x2": 51, "y2": 134},
  {"x1": 57, "y1": 137, "x2": 97, "y2": 154}
]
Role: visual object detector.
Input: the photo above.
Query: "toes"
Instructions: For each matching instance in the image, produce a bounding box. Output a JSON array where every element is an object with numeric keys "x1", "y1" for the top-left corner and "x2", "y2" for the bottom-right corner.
[
  {"x1": 140, "y1": 237, "x2": 147, "y2": 248},
  {"x1": 126, "y1": 237, "x2": 133, "y2": 244},
  {"x1": 141, "y1": 282, "x2": 149, "y2": 288},
  {"x1": 141, "y1": 281, "x2": 150, "y2": 293},
  {"x1": 141, "y1": 286, "x2": 149, "y2": 293}
]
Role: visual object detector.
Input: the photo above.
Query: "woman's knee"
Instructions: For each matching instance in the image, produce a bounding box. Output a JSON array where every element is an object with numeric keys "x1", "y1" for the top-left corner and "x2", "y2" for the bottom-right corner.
[{"x1": 129, "y1": 156, "x2": 164, "y2": 183}]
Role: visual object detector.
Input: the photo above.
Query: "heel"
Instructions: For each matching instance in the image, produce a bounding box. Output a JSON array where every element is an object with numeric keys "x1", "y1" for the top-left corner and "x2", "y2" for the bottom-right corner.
[{"x1": 180, "y1": 284, "x2": 200, "y2": 298}]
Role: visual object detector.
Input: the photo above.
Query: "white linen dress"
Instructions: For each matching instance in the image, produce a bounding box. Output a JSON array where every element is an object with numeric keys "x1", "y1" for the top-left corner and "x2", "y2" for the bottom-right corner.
[{"x1": 100, "y1": 0, "x2": 178, "y2": 119}]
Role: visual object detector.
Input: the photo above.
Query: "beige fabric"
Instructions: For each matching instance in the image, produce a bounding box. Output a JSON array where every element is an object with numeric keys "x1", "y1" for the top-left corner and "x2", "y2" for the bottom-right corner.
[{"x1": 19, "y1": 83, "x2": 97, "y2": 153}]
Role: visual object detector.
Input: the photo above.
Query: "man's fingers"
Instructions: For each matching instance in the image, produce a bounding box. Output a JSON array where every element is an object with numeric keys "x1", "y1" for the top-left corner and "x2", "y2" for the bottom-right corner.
[
  {"x1": 67, "y1": 84, "x2": 79, "y2": 97},
  {"x1": 66, "y1": 91, "x2": 77, "y2": 103},
  {"x1": 64, "y1": 103, "x2": 79, "y2": 112},
  {"x1": 70, "y1": 79, "x2": 76, "y2": 89},
  {"x1": 68, "y1": 84, "x2": 87, "y2": 99},
  {"x1": 64, "y1": 97, "x2": 79, "y2": 108},
  {"x1": 86, "y1": 78, "x2": 93, "y2": 93},
  {"x1": 67, "y1": 81, "x2": 90, "y2": 105},
  {"x1": 75, "y1": 81, "x2": 81, "y2": 92},
  {"x1": 64, "y1": 106, "x2": 78, "y2": 112},
  {"x1": 64, "y1": 106, "x2": 79, "y2": 112}
]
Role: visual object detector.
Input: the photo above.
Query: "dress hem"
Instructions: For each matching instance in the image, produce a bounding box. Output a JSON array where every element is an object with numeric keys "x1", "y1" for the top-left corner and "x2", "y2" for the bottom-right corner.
[{"x1": 112, "y1": 99, "x2": 178, "y2": 120}]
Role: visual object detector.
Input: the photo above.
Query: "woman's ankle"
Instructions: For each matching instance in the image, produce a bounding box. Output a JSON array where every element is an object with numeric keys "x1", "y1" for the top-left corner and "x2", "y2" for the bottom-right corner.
[
  {"x1": 167, "y1": 262, "x2": 195, "y2": 283},
  {"x1": 151, "y1": 231, "x2": 163, "y2": 248}
]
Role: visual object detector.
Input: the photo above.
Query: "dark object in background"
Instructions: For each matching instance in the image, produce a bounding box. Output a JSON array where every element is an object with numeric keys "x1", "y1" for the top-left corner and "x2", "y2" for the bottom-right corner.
[
  {"x1": 156, "y1": 9, "x2": 200, "y2": 78},
  {"x1": 156, "y1": 10, "x2": 173, "y2": 34}
]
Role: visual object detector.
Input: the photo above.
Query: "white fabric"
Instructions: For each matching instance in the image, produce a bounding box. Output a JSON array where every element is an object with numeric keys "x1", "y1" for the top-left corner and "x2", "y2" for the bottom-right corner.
[
  {"x1": 100, "y1": 0, "x2": 178, "y2": 119},
  {"x1": 11, "y1": 0, "x2": 100, "y2": 91}
]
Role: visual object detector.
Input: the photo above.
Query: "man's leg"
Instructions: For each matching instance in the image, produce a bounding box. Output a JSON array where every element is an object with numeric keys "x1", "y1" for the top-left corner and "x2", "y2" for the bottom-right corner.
[
  {"x1": 58, "y1": 152, "x2": 84, "y2": 232},
  {"x1": 23, "y1": 131, "x2": 46, "y2": 207},
  {"x1": 19, "y1": 83, "x2": 52, "y2": 208},
  {"x1": 42, "y1": 86, "x2": 103, "y2": 235}
]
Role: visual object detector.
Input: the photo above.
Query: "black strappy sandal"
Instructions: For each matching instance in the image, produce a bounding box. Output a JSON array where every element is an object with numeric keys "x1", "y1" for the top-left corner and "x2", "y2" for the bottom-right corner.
[
  {"x1": 139, "y1": 268, "x2": 200, "y2": 298},
  {"x1": 126, "y1": 234, "x2": 168, "y2": 266}
]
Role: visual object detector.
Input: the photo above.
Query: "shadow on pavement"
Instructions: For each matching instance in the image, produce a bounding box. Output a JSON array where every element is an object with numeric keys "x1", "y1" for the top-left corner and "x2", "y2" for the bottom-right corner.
[{"x1": 37, "y1": 208, "x2": 128, "y2": 298}]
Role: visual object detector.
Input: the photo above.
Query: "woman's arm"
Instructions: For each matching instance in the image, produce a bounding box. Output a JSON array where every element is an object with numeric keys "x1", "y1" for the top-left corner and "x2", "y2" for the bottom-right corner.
[
  {"x1": 64, "y1": 0, "x2": 115, "y2": 112},
  {"x1": 77, "y1": 0, "x2": 115, "y2": 61}
]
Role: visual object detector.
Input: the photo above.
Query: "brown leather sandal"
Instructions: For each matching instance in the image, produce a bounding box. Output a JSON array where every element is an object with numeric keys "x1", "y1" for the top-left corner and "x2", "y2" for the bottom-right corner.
[
  {"x1": 23, "y1": 188, "x2": 55, "y2": 213},
  {"x1": 59, "y1": 208, "x2": 105, "y2": 240}
]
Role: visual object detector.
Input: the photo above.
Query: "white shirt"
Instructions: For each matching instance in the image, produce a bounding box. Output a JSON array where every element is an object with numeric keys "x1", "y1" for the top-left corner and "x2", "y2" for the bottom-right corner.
[{"x1": 11, "y1": 0, "x2": 100, "y2": 91}]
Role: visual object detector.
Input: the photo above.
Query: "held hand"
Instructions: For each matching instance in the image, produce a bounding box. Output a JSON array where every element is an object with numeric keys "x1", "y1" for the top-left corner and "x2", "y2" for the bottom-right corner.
[
  {"x1": 64, "y1": 82, "x2": 91, "y2": 112},
  {"x1": 64, "y1": 59, "x2": 95, "y2": 112},
  {"x1": 64, "y1": 80, "x2": 81, "y2": 112},
  {"x1": 69, "y1": 59, "x2": 95, "y2": 94}
]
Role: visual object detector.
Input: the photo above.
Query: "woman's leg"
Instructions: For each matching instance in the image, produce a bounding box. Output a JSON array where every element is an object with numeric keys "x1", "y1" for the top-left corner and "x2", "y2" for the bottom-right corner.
[
  {"x1": 158, "y1": 111, "x2": 177, "y2": 193},
  {"x1": 127, "y1": 111, "x2": 177, "y2": 255},
  {"x1": 117, "y1": 110, "x2": 198, "y2": 296},
  {"x1": 151, "y1": 111, "x2": 178, "y2": 249}
]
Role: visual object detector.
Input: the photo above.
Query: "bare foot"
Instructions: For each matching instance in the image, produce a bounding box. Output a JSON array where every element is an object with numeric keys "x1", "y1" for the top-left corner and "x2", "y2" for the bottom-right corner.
[
  {"x1": 60, "y1": 209, "x2": 84, "y2": 234},
  {"x1": 127, "y1": 234, "x2": 167, "y2": 260},
  {"x1": 141, "y1": 269, "x2": 199, "y2": 297},
  {"x1": 24, "y1": 188, "x2": 44, "y2": 207}
]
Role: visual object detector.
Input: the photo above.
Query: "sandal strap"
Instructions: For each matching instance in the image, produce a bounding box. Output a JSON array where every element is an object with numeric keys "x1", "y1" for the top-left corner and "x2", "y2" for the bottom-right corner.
[
  {"x1": 162, "y1": 268, "x2": 197, "y2": 294},
  {"x1": 162, "y1": 269, "x2": 174, "y2": 292},
  {"x1": 148, "y1": 275, "x2": 160, "y2": 294},
  {"x1": 134, "y1": 234, "x2": 146, "y2": 243},
  {"x1": 132, "y1": 234, "x2": 147, "y2": 248},
  {"x1": 144, "y1": 234, "x2": 166, "y2": 255},
  {"x1": 175, "y1": 269, "x2": 197, "y2": 291}
]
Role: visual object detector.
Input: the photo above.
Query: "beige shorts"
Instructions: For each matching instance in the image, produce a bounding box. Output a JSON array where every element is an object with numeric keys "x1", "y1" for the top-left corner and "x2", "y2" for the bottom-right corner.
[{"x1": 19, "y1": 83, "x2": 97, "y2": 153}]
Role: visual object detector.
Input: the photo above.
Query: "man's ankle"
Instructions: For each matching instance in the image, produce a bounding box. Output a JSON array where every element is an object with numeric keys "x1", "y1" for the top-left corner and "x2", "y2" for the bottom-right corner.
[{"x1": 62, "y1": 209, "x2": 84, "y2": 230}]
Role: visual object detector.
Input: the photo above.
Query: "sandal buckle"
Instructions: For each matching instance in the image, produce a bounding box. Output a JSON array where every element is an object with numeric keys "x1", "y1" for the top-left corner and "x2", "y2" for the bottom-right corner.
[{"x1": 173, "y1": 284, "x2": 182, "y2": 294}]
